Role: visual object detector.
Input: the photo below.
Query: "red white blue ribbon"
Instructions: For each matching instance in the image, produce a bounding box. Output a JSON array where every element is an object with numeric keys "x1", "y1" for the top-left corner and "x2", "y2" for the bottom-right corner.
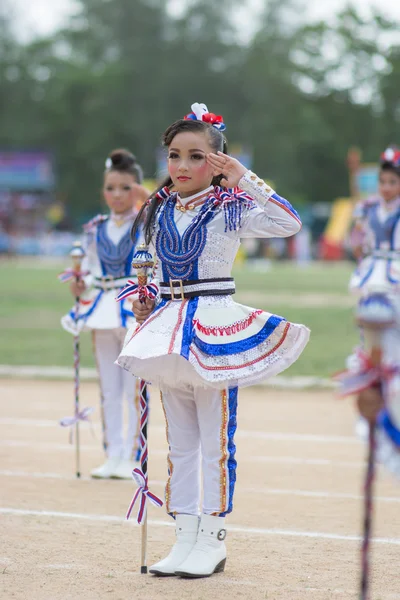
[
  {"x1": 60, "y1": 407, "x2": 94, "y2": 443},
  {"x1": 58, "y1": 268, "x2": 89, "y2": 283},
  {"x1": 60, "y1": 406, "x2": 94, "y2": 427},
  {"x1": 126, "y1": 467, "x2": 163, "y2": 524},
  {"x1": 116, "y1": 280, "x2": 159, "y2": 302},
  {"x1": 184, "y1": 102, "x2": 226, "y2": 131},
  {"x1": 335, "y1": 349, "x2": 398, "y2": 397}
]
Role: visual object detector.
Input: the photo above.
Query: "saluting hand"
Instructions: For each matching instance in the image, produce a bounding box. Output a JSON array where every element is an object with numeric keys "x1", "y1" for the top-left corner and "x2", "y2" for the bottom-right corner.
[{"x1": 206, "y1": 151, "x2": 247, "y2": 188}]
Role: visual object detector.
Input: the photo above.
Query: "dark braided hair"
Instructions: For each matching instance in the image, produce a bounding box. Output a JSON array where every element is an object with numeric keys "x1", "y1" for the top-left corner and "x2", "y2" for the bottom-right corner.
[
  {"x1": 131, "y1": 119, "x2": 228, "y2": 245},
  {"x1": 105, "y1": 148, "x2": 144, "y2": 184}
]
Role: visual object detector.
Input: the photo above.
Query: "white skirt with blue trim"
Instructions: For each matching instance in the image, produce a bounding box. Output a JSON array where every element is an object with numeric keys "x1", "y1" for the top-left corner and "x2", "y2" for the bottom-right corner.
[
  {"x1": 117, "y1": 295, "x2": 310, "y2": 389},
  {"x1": 350, "y1": 255, "x2": 400, "y2": 294},
  {"x1": 61, "y1": 288, "x2": 136, "y2": 335}
]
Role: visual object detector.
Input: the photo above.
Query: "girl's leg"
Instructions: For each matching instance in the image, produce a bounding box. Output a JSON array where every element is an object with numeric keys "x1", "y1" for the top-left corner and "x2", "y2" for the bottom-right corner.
[
  {"x1": 149, "y1": 385, "x2": 201, "y2": 576},
  {"x1": 196, "y1": 386, "x2": 238, "y2": 516},
  {"x1": 161, "y1": 385, "x2": 201, "y2": 515},
  {"x1": 175, "y1": 386, "x2": 238, "y2": 578},
  {"x1": 112, "y1": 328, "x2": 142, "y2": 478},
  {"x1": 91, "y1": 329, "x2": 125, "y2": 478}
]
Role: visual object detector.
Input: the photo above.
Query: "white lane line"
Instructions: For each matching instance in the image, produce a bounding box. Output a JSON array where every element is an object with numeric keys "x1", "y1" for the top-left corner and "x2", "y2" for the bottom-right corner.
[
  {"x1": 237, "y1": 431, "x2": 358, "y2": 444},
  {"x1": 251, "y1": 486, "x2": 400, "y2": 504},
  {"x1": 39, "y1": 564, "x2": 85, "y2": 570},
  {"x1": 1, "y1": 469, "x2": 399, "y2": 504},
  {"x1": 0, "y1": 365, "x2": 336, "y2": 389},
  {"x1": 0, "y1": 440, "x2": 164, "y2": 456},
  {"x1": 254, "y1": 456, "x2": 363, "y2": 468},
  {"x1": 2, "y1": 507, "x2": 400, "y2": 546},
  {"x1": 0, "y1": 418, "x2": 359, "y2": 445},
  {"x1": 0, "y1": 441, "x2": 364, "y2": 467},
  {"x1": 0, "y1": 470, "x2": 166, "y2": 486},
  {"x1": 0, "y1": 418, "x2": 102, "y2": 429}
]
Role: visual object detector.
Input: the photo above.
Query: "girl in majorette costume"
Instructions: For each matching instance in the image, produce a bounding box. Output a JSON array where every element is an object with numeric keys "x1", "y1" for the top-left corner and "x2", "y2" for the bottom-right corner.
[
  {"x1": 116, "y1": 103, "x2": 310, "y2": 578},
  {"x1": 62, "y1": 149, "x2": 149, "y2": 480},
  {"x1": 347, "y1": 147, "x2": 400, "y2": 478}
]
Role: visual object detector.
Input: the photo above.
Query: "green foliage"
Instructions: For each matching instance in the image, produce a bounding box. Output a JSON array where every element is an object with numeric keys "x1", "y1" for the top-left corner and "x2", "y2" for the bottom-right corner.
[
  {"x1": 0, "y1": 260, "x2": 358, "y2": 377},
  {"x1": 0, "y1": 0, "x2": 399, "y2": 222}
]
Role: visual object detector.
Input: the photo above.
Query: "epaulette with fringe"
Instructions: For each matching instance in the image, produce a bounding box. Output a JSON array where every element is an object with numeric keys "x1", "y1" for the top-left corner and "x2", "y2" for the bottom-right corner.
[
  {"x1": 83, "y1": 214, "x2": 109, "y2": 233},
  {"x1": 213, "y1": 186, "x2": 256, "y2": 232}
]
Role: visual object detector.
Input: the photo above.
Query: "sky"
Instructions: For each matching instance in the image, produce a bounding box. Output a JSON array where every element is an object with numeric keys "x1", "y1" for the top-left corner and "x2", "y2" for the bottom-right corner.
[{"x1": 10, "y1": 0, "x2": 400, "y2": 40}]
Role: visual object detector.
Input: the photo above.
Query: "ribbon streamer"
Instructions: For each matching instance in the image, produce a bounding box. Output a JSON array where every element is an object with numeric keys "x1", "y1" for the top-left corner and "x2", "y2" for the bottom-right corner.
[
  {"x1": 126, "y1": 467, "x2": 163, "y2": 525},
  {"x1": 60, "y1": 407, "x2": 94, "y2": 443},
  {"x1": 116, "y1": 280, "x2": 159, "y2": 302},
  {"x1": 60, "y1": 406, "x2": 94, "y2": 428},
  {"x1": 334, "y1": 349, "x2": 398, "y2": 397},
  {"x1": 58, "y1": 268, "x2": 89, "y2": 283}
]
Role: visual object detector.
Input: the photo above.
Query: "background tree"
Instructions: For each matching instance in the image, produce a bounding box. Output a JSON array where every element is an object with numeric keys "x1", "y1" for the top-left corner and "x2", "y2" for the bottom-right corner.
[{"x1": 0, "y1": 0, "x2": 399, "y2": 223}]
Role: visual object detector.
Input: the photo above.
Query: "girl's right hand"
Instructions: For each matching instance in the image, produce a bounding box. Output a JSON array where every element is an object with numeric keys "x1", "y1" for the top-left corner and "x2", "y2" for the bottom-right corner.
[
  {"x1": 357, "y1": 387, "x2": 384, "y2": 423},
  {"x1": 70, "y1": 279, "x2": 86, "y2": 297},
  {"x1": 131, "y1": 298, "x2": 155, "y2": 324}
]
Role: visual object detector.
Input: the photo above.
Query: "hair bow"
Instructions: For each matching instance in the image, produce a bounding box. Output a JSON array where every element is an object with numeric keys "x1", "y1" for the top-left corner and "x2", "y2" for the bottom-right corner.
[
  {"x1": 380, "y1": 147, "x2": 400, "y2": 167},
  {"x1": 184, "y1": 102, "x2": 226, "y2": 131}
]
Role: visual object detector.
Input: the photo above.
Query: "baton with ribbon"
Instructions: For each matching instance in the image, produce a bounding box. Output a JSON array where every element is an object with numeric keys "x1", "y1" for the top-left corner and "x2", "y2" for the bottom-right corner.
[
  {"x1": 335, "y1": 293, "x2": 395, "y2": 600},
  {"x1": 59, "y1": 241, "x2": 91, "y2": 478},
  {"x1": 120, "y1": 244, "x2": 163, "y2": 574}
]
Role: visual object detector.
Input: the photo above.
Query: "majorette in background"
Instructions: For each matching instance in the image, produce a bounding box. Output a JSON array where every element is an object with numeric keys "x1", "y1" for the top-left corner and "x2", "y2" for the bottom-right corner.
[
  {"x1": 61, "y1": 149, "x2": 149, "y2": 480},
  {"x1": 346, "y1": 146, "x2": 400, "y2": 477}
]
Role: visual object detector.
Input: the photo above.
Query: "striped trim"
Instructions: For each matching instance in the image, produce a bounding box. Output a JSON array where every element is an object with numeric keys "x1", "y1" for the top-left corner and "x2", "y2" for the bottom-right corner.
[
  {"x1": 219, "y1": 389, "x2": 229, "y2": 513},
  {"x1": 269, "y1": 193, "x2": 302, "y2": 226},
  {"x1": 190, "y1": 322, "x2": 291, "y2": 371},
  {"x1": 160, "y1": 392, "x2": 174, "y2": 515},
  {"x1": 220, "y1": 387, "x2": 238, "y2": 516},
  {"x1": 192, "y1": 315, "x2": 284, "y2": 356},
  {"x1": 168, "y1": 299, "x2": 188, "y2": 354}
]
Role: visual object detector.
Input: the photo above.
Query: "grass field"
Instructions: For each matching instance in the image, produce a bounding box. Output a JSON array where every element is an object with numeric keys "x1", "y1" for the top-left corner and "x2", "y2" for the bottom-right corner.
[{"x1": 0, "y1": 258, "x2": 357, "y2": 377}]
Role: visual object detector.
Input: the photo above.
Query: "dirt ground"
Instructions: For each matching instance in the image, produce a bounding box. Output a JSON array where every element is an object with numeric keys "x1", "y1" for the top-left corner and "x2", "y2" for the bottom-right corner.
[{"x1": 1, "y1": 379, "x2": 399, "y2": 600}]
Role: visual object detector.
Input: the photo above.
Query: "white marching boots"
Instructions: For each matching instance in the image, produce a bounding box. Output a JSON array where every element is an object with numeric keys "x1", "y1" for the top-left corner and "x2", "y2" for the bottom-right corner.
[
  {"x1": 90, "y1": 457, "x2": 120, "y2": 479},
  {"x1": 149, "y1": 514, "x2": 199, "y2": 576},
  {"x1": 111, "y1": 459, "x2": 137, "y2": 480},
  {"x1": 175, "y1": 514, "x2": 227, "y2": 578}
]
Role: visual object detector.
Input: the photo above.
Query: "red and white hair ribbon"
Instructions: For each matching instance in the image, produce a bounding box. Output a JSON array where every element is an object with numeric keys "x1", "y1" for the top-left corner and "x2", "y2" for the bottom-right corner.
[{"x1": 184, "y1": 102, "x2": 226, "y2": 132}]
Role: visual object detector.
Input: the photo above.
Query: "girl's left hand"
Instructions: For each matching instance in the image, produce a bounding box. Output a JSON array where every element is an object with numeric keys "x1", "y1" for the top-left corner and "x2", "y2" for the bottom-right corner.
[{"x1": 206, "y1": 151, "x2": 247, "y2": 188}]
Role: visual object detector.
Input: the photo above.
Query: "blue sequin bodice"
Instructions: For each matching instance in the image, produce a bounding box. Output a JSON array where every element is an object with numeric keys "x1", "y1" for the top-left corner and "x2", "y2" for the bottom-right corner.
[
  {"x1": 96, "y1": 220, "x2": 135, "y2": 277},
  {"x1": 368, "y1": 204, "x2": 400, "y2": 249},
  {"x1": 156, "y1": 196, "x2": 219, "y2": 281}
]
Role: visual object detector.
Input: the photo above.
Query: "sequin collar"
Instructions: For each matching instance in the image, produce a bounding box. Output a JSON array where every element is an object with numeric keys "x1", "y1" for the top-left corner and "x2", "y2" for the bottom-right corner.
[
  {"x1": 110, "y1": 209, "x2": 137, "y2": 227},
  {"x1": 175, "y1": 186, "x2": 214, "y2": 212}
]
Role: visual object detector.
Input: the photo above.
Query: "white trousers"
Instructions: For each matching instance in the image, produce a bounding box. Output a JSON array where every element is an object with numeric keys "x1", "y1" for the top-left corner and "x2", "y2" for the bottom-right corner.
[
  {"x1": 161, "y1": 385, "x2": 238, "y2": 516},
  {"x1": 93, "y1": 328, "x2": 140, "y2": 460}
]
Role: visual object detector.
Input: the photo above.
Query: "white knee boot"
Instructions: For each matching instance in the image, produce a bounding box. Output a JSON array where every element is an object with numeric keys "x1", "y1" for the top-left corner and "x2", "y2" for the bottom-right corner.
[
  {"x1": 149, "y1": 514, "x2": 199, "y2": 576},
  {"x1": 175, "y1": 514, "x2": 227, "y2": 578}
]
